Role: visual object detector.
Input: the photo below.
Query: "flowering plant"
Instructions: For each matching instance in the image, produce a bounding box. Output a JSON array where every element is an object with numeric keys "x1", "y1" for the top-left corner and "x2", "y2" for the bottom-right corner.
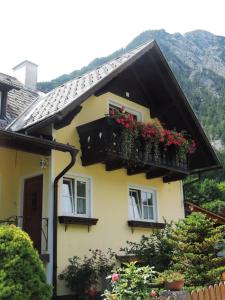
[
  {"x1": 109, "y1": 107, "x2": 196, "y2": 163},
  {"x1": 161, "y1": 129, "x2": 196, "y2": 161},
  {"x1": 103, "y1": 261, "x2": 159, "y2": 300},
  {"x1": 109, "y1": 106, "x2": 138, "y2": 160},
  {"x1": 141, "y1": 121, "x2": 163, "y2": 162}
]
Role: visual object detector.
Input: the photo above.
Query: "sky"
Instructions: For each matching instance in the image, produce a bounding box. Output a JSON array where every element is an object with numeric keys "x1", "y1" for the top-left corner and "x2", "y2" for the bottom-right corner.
[{"x1": 1, "y1": 0, "x2": 225, "y2": 82}]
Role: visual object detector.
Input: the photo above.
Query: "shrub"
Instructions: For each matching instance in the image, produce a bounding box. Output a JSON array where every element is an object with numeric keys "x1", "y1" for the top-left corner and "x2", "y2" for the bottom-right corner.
[
  {"x1": 156, "y1": 270, "x2": 184, "y2": 284},
  {"x1": 167, "y1": 212, "x2": 225, "y2": 288},
  {"x1": 59, "y1": 249, "x2": 116, "y2": 298},
  {"x1": 0, "y1": 225, "x2": 52, "y2": 300},
  {"x1": 121, "y1": 223, "x2": 173, "y2": 272},
  {"x1": 103, "y1": 261, "x2": 158, "y2": 300},
  {"x1": 59, "y1": 255, "x2": 97, "y2": 297}
]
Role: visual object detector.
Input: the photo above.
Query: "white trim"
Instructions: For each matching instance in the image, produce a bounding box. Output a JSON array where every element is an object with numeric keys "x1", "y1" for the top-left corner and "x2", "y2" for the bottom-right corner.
[
  {"x1": 128, "y1": 184, "x2": 158, "y2": 222},
  {"x1": 108, "y1": 99, "x2": 143, "y2": 121},
  {"x1": 180, "y1": 181, "x2": 185, "y2": 218},
  {"x1": 60, "y1": 172, "x2": 93, "y2": 218}
]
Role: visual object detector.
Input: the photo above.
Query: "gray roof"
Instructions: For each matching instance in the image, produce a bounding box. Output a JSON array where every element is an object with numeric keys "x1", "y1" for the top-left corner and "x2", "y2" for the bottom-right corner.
[
  {"x1": 0, "y1": 87, "x2": 38, "y2": 129},
  {"x1": 0, "y1": 72, "x2": 23, "y2": 90},
  {"x1": 8, "y1": 42, "x2": 153, "y2": 131}
]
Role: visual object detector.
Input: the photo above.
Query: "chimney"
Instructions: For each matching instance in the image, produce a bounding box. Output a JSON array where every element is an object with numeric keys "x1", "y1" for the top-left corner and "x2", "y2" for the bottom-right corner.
[{"x1": 13, "y1": 60, "x2": 38, "y2": 90}]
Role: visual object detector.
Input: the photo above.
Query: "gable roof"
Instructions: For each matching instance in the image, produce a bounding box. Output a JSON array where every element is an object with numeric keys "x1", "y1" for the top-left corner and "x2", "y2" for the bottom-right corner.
[
  {"x1": 0, "y1": 73, "x2": 38, "y2": 129},
  {"x1": 7, "y1": 41, "x2": 221, "y2": 173},
  {"x1": 8, "y1": 42, "x2": 154, "y2": 131},
  {"x1": 0, "y1": 72, "x2": 22, "y2": 90}
]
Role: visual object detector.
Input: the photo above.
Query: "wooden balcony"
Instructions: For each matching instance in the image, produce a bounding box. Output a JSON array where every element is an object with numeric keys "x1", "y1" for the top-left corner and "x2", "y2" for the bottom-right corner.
[{"x1": 77, "y1": 117, "x2": 190, "y2": 182}]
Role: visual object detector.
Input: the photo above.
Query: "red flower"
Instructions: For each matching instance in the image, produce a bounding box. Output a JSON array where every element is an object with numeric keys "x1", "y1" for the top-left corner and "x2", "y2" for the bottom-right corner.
[
  {"x1": 112, "y1": 273, "x2": 119, "y2": 282},
  {"x1": 150, "y1": 290, "x2": 157, "y2": 297},
  {"x1": 109, "y1": 109, "x2": 115, "y2": 116}
]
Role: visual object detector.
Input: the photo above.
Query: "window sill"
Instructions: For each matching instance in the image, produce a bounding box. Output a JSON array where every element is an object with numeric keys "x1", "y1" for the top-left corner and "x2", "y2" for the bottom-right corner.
[
  {"x1": 128, "y1": 220, "x2": 165, "y2": 229},
  {"x1": 58, "y1": 216, "x2": 98, "y2": 231}
]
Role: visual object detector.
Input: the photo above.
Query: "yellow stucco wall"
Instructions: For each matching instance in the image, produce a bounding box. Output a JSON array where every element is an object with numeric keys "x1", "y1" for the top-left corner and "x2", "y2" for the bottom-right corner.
[
  {"x1": 0, "y1": 147, "x2": 50, "y2": 239},
  {"x1": 53, "y1": 92, "x2": 185, "y2": 295}
]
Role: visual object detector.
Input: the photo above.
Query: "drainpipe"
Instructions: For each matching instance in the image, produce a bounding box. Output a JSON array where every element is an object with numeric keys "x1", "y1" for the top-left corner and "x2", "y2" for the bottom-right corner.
[{"x1": 52, "y1": 148, "x2": 78, "y2": 299}]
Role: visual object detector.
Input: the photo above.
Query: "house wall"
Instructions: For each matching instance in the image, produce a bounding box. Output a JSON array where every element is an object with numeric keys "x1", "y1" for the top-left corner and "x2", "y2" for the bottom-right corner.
[
  {"x1": 0, "y1": 147, "x2": 50, "y2": 219},
  {"x1": 0, "y1": 147, "x2": 52, "y2": 280},
  {"x1": 53, "y1": 92, "x2": 185, "y2": 295}
]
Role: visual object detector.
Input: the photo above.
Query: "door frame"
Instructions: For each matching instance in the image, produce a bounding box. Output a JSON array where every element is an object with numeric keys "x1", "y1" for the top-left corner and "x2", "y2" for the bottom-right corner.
[{"x1": 19, "y1": 172, "x2": 45, "y2": 253}]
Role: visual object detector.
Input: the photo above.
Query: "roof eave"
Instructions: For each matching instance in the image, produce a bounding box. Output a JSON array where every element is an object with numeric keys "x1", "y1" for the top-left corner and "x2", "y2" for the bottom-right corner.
[
  {"x1": 152, "y1": 42, "x2": 221, "y2": 169},
  {"x1": 0, "y1": 129, "x2": 78, "y2": 156},
  {"x1": 9, "y1": 41, "x2": 156, "y2": 132}
]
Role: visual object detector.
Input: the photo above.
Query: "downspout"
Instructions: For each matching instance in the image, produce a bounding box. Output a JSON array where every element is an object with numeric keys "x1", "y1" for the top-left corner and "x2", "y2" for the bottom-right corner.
[{"x1": 52, "y1": 148, "x2": 78, "y2": 299}]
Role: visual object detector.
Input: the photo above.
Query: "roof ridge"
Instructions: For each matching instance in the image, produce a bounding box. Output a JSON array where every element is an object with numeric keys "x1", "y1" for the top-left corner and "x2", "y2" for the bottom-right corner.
[
  {"x1": 8, "y1": 40, "x2": 155, "y2": 131},
  {"x1": 49, "y1": 40, "x2": 154, "y2": 92}
]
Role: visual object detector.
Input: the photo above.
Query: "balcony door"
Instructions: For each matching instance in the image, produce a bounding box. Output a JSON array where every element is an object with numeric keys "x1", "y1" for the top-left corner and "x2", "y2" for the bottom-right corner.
[{"x1": 23, "y1": 175, "x2": 43, "y2": 254}]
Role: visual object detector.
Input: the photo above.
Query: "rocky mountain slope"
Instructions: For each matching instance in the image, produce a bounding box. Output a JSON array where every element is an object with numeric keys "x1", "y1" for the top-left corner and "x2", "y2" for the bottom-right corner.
[{"x1": 38, "y1": 29, "x2": 225, "y2": 146}]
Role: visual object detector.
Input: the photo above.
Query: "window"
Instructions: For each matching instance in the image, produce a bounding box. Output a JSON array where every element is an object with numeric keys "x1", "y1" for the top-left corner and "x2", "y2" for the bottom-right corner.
[
  {"x1": 62, "y1": 176, "x2": 91, "y2": 217},
  {"x1": 109, "y1": 100, "x2": 142, "y2": 121},
  {"x1": 129, "y1": 186, "x2": 157, "y2": 221}
]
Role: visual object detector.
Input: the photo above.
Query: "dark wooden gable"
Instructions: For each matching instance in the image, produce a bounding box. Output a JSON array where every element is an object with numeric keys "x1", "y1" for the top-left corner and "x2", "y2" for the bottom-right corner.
[{"x1": 94, "y1": 45, "x2": 220, "y2": 173}]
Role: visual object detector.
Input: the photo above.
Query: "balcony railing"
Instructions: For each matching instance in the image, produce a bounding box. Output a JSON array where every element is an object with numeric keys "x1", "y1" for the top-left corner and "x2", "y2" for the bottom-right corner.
[
  {"x1": 77, "y1": 117, "x2": 190, "y2": 177},
  {"x1": 0, "y1": 216, "x2": 48, "y2": 253}
]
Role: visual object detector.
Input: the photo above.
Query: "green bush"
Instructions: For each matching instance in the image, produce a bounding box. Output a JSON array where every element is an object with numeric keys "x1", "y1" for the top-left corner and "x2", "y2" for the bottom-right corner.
[
  {"x1": 0, "y1": 225, "x2": 52, "y2": 300},
  {"x1": 121, "y1": 223, "x2": 173, "y2": 272},
  {"x1": 59, "y1": 249, "x2": 116, "y2": 298},
  {"x1": 122, "y1": 213, "x2": 225, "y2": 289},
  {"x1": 167, "y1": 213, "x2": 225, "y2": 288},
  {"x1": 103, "y1": 262, "x2": 158, "y2": 300}
]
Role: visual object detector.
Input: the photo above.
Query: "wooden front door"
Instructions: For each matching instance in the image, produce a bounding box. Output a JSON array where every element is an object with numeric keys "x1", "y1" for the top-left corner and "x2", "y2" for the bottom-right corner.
[{"x1": 23, "y1": 175, "x2": 43, "y2": 254}]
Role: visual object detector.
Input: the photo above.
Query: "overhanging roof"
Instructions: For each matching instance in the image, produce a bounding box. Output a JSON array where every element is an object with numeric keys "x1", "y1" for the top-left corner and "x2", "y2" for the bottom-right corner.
[
  {"x1": 0, "y1": 73, "x2": 22, "y2": 90},
  {"x1": 0, "y1": 129, "x2": 77, "y2": 156},
  {"x1": 7, "y1": 41, "x2": 221, "y2": 173}
]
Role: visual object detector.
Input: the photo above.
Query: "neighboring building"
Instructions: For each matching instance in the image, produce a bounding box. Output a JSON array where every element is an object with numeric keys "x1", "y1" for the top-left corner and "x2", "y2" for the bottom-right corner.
[
  {"x1": 185, "y1": 201, "x2": 225, "y2": 225},
  {"x1": 0, "y1": 41, "x2": 221, "y2": 298},
  {"x1": 0, "y1": 61, "x2": 39, "y2": 129}
]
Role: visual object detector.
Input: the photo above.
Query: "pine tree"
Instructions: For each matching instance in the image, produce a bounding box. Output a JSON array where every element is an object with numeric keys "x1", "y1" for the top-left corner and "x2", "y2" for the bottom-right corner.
[{"x1": 168, "y1": 213, "x2": 225, "y2": 288}]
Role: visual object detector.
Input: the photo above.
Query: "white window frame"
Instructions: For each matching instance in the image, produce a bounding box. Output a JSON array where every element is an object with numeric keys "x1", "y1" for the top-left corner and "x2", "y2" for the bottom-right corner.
[
  {"x1": 108, "y1": 99, "x2": 143, "y2": 121},
  {"x1": 61, "y1": 175, "x2": 92, "y2": 217},
  {"x1": 128, "y1": 184, "x2": 158, "y2": 222}
]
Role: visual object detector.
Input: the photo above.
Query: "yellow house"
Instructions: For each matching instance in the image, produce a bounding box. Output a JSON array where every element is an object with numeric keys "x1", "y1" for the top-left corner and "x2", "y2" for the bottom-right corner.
[{"x1": 0, "y1": 41, "x2": 221, "y2": 299}]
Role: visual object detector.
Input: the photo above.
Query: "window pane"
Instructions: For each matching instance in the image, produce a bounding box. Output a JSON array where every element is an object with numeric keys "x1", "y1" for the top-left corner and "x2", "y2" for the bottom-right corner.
[
  {"x1": 77, "y1": 180, "x2": 86, "y2": 197},
  {"x1": 143, "y1": 206, "x2": 154, "y2": 220},
  {"x1": 62, "y1": 179, "x2": 74, "y2": 213},
  {"x1": 77, "y1": 197, "x2": 86, "y2": 214},
  {"x1": 129, "y1": 189, "x2": 142, "y2": 219},
  {"x1": 148, "y1": 206, "x2": 154, "y2": 220},
  {"x1": 147, "y1": 193, "x2": 153, "y2": 206},
  {"x1": 143, "y1": 206, "x2": 149, "y2": 219},
  {"x1": 141, "y1": 190, "x2": 155, "y2": 220},
  {"x1": 141, "y1": 191, "x2": 147, "y2": 205}
]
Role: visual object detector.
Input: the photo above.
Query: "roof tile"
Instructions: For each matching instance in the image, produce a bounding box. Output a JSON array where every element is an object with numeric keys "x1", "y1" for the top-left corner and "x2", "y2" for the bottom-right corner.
[{"x1": 8, "y1": 42, "x2": 152, "y2": 131}]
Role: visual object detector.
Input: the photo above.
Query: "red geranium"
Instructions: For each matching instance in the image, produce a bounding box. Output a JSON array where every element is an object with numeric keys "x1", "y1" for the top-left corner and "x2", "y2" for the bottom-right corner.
[{"x1": 109, "y1": 108, "x2": 196, "y2": 158}]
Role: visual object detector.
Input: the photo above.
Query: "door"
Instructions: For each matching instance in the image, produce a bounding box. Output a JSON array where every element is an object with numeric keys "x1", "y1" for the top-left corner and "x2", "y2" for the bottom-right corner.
[{"x1": 23, "y1": 175, "x2": 43, "y2": 254}]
